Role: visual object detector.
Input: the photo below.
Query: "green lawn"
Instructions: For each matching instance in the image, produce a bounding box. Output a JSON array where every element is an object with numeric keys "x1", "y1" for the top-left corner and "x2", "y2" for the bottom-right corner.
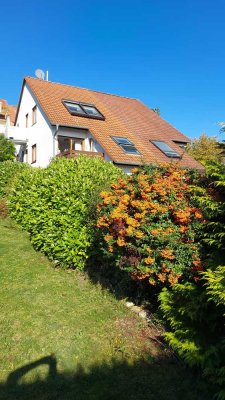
[{"x1": 0, "y1": 218, "x2": 210, "y2": 400}]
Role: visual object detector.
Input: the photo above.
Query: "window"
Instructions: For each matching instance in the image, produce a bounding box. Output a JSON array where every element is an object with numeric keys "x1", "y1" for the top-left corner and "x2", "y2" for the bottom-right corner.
[
  {"x1": 112, "y1": 136, "x2": 140, "y2": 154},
  {"x1": 82, "y1": 105, "x2": 103, "y2": 118},
  {"x1": 62, "y1": 100, "x2": 105, "y2": 120},
  {"x1": 31, "y1": 144, "x2": 37, "y2": 163},
  {"x1": 32, "y1": 106, "x2": 37, "y2": 125},
  {"x1": 25, "y1": 113, "x2": 28, "y2": 128},
  {"x1": 151, "y1": 141, "x2": 180, "y2": 158},
  {"x1": 64, "y1": 102, "x2": 85, "y2": 115},
  {"x1": 172, "y1": 140, "x2": 189, "y2": 150},
  {"x1": 58, "y1": 136, "x2": 84, "y2": 153}
]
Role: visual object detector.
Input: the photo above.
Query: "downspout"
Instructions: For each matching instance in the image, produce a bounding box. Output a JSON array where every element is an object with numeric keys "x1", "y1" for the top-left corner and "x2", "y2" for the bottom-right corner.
[{"x1": 52, "y1": 124, "x2": 59, "y2": 157}]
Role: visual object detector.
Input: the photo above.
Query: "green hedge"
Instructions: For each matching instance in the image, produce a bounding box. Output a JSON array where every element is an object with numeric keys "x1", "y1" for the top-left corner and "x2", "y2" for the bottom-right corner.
[
  {"x1": 159, "y1": 267, "x2": 225, "y2": 399},
  {"x1": 159, "y1": 162, "x2": 225, "y2": 400},
  {"x1": 0, "y1": 160, "x2": 30, "y2": 198},
  {"x1": 9, "y1": 156, "x2": 123, "y2": 269}
]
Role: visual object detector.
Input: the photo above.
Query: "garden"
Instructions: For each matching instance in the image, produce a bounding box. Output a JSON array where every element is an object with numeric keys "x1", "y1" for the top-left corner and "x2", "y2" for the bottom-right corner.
[{"x1": 0, "y1": 155, "x2": 224, "y2": 399}]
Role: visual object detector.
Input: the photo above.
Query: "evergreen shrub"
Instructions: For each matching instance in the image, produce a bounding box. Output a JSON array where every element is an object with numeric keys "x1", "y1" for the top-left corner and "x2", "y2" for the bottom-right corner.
[
  {"x1": 0, "y1": 160, "x2": 30, "y2": 198},
  {"x1": 159, "y1": 161, "x2": 225, "y2": 399},
  {"x1": 159, "y1": 267, "x2": 225, "y2": 399},
  {"x1": 9, "y1": 156, "x2": 122, "y2": 269}
]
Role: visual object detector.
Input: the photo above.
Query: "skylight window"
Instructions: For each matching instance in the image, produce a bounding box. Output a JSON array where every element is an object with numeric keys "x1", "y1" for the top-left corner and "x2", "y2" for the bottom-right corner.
[
  {"x1": 82, "y1": 105, "x2": 102, "y2": 117},
  {"x1": 151, "y1": 140, "x2": 180, "y2": 158},
  {"x1": 112, "y1": 136, "x2": 140, "y2": 155},
  {"x1": 63, "y1": 100, "x2": 105, "y2": 120},
  {"x1": 172, "y1": 140, "x2": 189, "y2": 150},
  {"x1": 65, "y1": 102, "x2": 85, "y2": 115}
]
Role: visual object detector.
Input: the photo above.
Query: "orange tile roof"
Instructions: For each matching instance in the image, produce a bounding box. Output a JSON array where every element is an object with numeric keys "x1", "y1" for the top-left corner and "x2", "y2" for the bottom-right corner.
[
  {"x1": 21, "y1": 77, "x2": 203, "y2": 169},
  {"x1": 0, "y1": 99, "x2": 17, "y2": 125}
]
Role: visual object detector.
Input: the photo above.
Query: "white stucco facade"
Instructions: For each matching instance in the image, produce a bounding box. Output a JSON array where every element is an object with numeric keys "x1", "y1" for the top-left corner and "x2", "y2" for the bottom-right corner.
[{"x1": 16, "y1": 84, "x2": 53, "y2": 167}]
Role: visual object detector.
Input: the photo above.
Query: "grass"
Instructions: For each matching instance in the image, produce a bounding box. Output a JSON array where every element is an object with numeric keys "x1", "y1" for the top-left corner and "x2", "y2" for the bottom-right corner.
[{"x1": 0, "y1": 218, "x2": 210, "y2": 400}]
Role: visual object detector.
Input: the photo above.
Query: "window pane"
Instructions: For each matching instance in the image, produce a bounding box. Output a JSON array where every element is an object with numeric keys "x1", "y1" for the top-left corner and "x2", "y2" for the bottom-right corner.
[
  {"x1": 65, "y1": 102, "x2": 85, "y2": 114},
  {"x1": 58, "y1": 137, "x2": 70, "y2": 153},
  {"x1": 82, "y1": 105, "x2": 101, "y2": 116},
  {"x1": 152, "y1": 141, "x2": 173, "y2": 152},
  {"x1": 152, "y1": 140, "x2": 180, "y2": 157},
  {"x1": 113, "y1": 137, "x2": 132, "y2": 145},
  {"x1": 121, "y1": 144, "x2": 140, "y2": 154}
]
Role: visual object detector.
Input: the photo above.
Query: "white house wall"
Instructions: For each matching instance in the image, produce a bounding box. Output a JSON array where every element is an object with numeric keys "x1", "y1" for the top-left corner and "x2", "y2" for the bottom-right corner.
[{"x1": 16, "y1": 83, "x2": 53, "y2": 167}]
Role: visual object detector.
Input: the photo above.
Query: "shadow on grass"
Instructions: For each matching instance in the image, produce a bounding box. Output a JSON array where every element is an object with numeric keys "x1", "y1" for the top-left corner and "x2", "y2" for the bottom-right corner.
[
  {"x1": 85, "y1": 256, "x2": 159, "y2": 307},
  {"x1": 0, "y1": 354, "x2": 211, "y2": 400}
]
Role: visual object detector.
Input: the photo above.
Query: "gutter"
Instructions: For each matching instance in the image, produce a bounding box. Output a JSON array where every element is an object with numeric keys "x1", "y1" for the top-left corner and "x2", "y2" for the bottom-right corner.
[{"x1": 52, "y1": 124, "x2": 59, "y2": 157}]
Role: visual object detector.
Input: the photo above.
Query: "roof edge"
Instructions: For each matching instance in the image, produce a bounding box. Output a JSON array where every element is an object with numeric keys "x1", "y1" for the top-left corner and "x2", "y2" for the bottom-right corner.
[{"x1": 24, "y1": 76, "x2": 139, "y2": 101}]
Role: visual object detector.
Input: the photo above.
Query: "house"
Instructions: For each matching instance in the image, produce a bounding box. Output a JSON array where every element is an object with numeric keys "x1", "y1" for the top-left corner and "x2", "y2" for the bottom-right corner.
[
  {"x1": 14, "y1": 76, "x2": 203, "y2": 173},
  {"x1": 0, "y1": 99, "x2": 29, "y2": 158},
  {"x1": 0, "y1": 99, "x2": 17, "y2": 135}
]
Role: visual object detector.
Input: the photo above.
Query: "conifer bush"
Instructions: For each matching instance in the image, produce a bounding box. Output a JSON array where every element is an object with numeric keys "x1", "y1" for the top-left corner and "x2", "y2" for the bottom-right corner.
[
  {"x1": 97, "y1": 164, "x2": 204, "y2": 286},
  {"x1": 9, "y1": 156, "x2": 122, "y2": 269},
  {"x1": 159, "y1": 266, "x2": 225, "y2": 399}
]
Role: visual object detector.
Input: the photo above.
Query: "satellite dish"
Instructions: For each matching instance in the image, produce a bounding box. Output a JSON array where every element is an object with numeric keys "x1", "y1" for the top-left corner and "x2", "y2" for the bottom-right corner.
[{"x1": 35, "y1": 69, "x2": 45, "y2": 80}]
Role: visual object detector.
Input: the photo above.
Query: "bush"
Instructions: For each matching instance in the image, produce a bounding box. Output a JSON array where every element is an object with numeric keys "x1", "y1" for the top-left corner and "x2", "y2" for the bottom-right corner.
[
  {"x1": 97, "y1": 164, "x2": 204, "y2": 286},
  {"x1": 0, "y1": 134, "x2": 15, "y2": 162},
  {"x1": 0, "y1": 160, "x2": 30, "y2": 198},
  {"x1": 192, "y1": 161, "x2": 225, "y2": 264},
  {"x1": 159, "y1": 162, "x2": 225, "y2": 399},
  {"x1": 159, "y1": 267, "x2": 225, "y2": 399},
  {"x1": 9, "y1": 156, "x2": 122, "y2": 269}
]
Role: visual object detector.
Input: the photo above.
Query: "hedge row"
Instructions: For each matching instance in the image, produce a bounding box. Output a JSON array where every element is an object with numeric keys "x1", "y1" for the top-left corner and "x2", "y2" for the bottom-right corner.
[
  {"x1": 8, "y1": 156, "x2": 123, "y2": 269},
  {"x1": 0, "y1": 160, "x2": 30, "y2": 198}
]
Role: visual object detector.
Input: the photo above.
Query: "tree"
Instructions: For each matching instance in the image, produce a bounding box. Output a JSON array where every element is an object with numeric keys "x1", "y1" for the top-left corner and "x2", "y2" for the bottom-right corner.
[
  {"x1": 186, "y1": 133, "x2": 224, "y2": 164},
  {"x1": 0, "y1": 134, "x2": 15, "y2": 162},
  {"x1": 151, "y1": 107, "x2": 160, "y2": 116}
]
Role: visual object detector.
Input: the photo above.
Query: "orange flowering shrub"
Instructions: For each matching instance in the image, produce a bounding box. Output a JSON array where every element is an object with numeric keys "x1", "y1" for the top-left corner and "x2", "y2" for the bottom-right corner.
[{"x1": 97, "y1": 164, "x2": 204, "y2": 286}]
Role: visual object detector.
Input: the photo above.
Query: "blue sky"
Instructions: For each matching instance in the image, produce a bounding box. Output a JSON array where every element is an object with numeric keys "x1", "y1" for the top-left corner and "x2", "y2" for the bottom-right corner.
[{"x1": 1, "y1": 0, "x2": 225, "y2": 139}]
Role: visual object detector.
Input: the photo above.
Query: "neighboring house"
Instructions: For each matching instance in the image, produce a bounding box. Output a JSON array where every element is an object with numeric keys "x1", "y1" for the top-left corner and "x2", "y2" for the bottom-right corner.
[
  {"x1": 0, "y1": 99, "x2": 28, "y2": 158},
  {"x1": 14, "y1": 76, "x2": 203, "y2": 172},
  {"x1": 0, "y1": 99, "x2": 17, "y2": 135}
]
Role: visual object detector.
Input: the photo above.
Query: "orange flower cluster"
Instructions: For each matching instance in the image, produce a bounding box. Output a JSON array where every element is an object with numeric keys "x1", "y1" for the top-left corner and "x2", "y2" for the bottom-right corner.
[{"x1": 97, "y1": 164, "x2": 204, "y2": 286}]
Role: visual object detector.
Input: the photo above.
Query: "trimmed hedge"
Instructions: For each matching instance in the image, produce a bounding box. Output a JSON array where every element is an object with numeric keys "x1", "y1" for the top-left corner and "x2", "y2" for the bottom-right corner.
[
  {"x1": 9, "y1": 156, "x2": 123, "y2": 269},
  {"x1": 0, "y1": 160, "x2": 30, "y2": 198}
]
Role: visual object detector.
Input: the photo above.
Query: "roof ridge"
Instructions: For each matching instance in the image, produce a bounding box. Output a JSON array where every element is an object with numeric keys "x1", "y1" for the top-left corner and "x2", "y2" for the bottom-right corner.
[{"x1": 25, "y1": 76, "x2": 139, "y2": 101}]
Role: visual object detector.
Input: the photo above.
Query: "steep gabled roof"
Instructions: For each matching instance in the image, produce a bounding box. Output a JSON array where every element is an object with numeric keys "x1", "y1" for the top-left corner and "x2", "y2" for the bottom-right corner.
[{"x1": 18, "y1": 77, "x2": 203, "y2": 169}]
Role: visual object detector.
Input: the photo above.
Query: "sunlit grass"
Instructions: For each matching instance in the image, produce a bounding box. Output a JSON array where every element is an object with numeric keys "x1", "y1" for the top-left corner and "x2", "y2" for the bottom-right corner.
[{"x1": 0, "y1": 218, "x2": 210, "y2": 399}]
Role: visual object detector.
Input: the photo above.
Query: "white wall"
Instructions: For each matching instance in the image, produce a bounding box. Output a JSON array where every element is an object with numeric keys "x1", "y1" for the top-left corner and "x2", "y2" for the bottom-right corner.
[{"x1": 16, "y1": 83, "x2": 53, "y2": 167}]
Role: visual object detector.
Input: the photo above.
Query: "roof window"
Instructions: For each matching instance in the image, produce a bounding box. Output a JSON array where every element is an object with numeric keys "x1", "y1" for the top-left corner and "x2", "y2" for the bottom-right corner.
[
  {"x1": 151, "y1": 140, "x2": 180, "y2": 158},
  {"x1": 112, "y1": 136, "x2": 140, "y2": 154},
  {"x1": 63, "y1": 100, "x2": 105, "y2": 120},
  {"x1": 172, "y1": 140, "x2": 189, "y2": 150}
]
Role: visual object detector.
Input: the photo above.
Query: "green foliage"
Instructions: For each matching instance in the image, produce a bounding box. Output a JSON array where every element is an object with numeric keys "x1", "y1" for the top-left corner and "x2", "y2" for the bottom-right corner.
[
  {"x1": 0, "y1": 134, "x2": 16, "y2": 162},
  {"x1": 186, "y1": 134, "x2": 224, "y2": 164},
  {"x1": 97, "y1": 164, "x2": 204, "y2": 286},
  {"x1": 160, "y1": 163, "x2": 225, "y2": 399},
  {"x1": 191, "y1": 161, "x2": 225, "y2": 264},
  {"x1": 159, "y1": 268, "x2": 225, "y2": 399},
  {"x1": 0, "y1": 160, "x2": 30, "y2": 198},
  {"x1": 9, "y1": 156, "x2": 122, "y2": 269}
]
